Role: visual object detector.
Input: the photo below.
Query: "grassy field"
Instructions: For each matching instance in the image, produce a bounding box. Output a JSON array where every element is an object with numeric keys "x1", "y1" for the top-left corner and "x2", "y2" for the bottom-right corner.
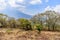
[{"x1": 0, "y1": 28, "x2": 60, "y2": 40}]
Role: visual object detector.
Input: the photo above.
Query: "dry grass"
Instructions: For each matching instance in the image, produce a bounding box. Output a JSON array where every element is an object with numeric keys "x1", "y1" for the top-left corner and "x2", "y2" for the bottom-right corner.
[{"x1": 0, "y1": 28, "x2": 60, "y2": 40}]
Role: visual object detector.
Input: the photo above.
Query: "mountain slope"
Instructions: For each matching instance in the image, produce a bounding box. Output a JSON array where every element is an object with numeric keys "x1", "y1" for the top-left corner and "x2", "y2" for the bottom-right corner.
[{"x1": 0, "y1": 7, "x2": 32, "y2": 19}]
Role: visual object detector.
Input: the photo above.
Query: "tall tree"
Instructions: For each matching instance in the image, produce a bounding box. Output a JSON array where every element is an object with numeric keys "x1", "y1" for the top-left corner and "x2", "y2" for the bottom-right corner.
[
  {"x1": 31, "y1": 11, "x2": 60, "y2": 31},
  {"x1": 0, "y1": 13, "x2": 8, "y2": 28}
]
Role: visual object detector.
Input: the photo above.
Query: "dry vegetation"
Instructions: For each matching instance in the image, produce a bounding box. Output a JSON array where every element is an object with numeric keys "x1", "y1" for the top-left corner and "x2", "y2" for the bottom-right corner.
[{"x1": 0, "y1": 28, "x2": 60, "y2": 40}]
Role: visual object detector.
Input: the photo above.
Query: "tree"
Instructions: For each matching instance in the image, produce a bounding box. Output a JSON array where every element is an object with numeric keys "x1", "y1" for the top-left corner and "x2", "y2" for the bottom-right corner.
[
  {"x1": 31, "y1": 11, "x2": 60, "y2": 31},
  {"x1": 44, "y1": 11, "x2": 60, "y2": 31},
  {"x1": 17, "y1": 18, "x2": 32, "y2": 30},
  {"x1": 8, "y1": 17, "x2": 17, "y2": 28},
  {"x1": 0, "y1": 13, "x2": 8, "y2": 28}
]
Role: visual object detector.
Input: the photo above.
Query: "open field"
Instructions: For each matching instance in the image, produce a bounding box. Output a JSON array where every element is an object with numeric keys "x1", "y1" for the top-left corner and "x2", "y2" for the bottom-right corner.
[{"x1": 0, "y1": 28, "x2": 60, "y2": 40}]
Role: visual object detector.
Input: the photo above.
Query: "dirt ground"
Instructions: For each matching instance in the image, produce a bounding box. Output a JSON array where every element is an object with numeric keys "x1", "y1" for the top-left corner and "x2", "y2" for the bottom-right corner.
[{"x1": 0, "y1": 28, "x2": 60, "y2": 40}]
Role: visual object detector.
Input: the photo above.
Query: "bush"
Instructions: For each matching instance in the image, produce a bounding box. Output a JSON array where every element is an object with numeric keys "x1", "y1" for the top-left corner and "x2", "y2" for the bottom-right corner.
[
  {"x1": 17, "y1": 18, "x2": 32, "y2": 30},
  {"x1": 24, "y1": 23, "x2": 32, "y2": 30},
  {"x1": 35, "y1": 24, "x2": 42, "y2": 32}
]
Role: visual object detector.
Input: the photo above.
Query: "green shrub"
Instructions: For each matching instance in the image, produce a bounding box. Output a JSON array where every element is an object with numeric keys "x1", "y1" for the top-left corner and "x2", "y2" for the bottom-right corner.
[
  {"x1": 35, "y1": 24, "x2": 42, "y2": 32},
  {"x1": 17, "y1": 18, "x2": 32, "y2": 30}
]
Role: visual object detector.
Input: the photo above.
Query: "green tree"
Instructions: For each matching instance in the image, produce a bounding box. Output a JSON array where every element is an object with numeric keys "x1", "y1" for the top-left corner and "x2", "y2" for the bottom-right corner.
[
  {"x1": 0, "y1": 13, "x2": 8, "y2": 28},
  {"x1": 17, "y1": 18, "x2": 32, "y2": 30},
  {"x1": 8, "y1": 17, "x2": 17, "y2": 28},
  {"x1": 31, "y1": 11, "x2": 60, "y2": 31},
  {"x1": 35, "y1": 24, "x2": 42, "y2": 32}
]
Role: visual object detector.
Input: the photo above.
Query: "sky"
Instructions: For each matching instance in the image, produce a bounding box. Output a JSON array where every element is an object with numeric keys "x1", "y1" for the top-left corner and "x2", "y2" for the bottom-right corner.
[{"x1": 0, "y1": 0, "x2": 60, "y2": 15}]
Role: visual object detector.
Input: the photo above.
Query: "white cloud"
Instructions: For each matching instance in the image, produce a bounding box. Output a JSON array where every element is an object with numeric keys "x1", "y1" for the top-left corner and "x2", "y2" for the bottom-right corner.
[
  {"x1": 8, "y1": 0, "x2": 26, "y2": 8},
  {"x1": 0, "y1": 0, "x2": 7, "y2": 10},
  {"x1": 16, "y1": 0, "x2": 24, "y2": 3},
  {"x1": 44, "y1": 5, "x2": 60, "y2": 13},
  {"x1": 29, "y1": 0, "x2": 42, "y2": 5},
  {"x1": 0, "y1": 0, "x2": 25, "y2": 8},
  {"x1": 53, "y1": 5, "x2": 60, "y2": 13},
  {"x1": 7, "y1": 0, "x2": 26, "y2": 13},
  {"x1": 8, "y1": 0, "x2": 16, "y2": 7},
  {"x1": 0, "y1": 0, "x2": 26, "y2": 14},
  {"x1": 44, "y1": 6, "x2": 53, "y2": 11}
]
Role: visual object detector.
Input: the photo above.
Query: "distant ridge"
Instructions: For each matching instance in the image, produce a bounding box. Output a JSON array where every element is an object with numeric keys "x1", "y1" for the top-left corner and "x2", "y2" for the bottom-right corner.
[{"x1": 0, "y1": 7, "x2": 32, "y2": 19}]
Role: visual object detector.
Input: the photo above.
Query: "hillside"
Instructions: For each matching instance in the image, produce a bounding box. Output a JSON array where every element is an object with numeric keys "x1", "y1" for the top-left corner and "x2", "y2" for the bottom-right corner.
[
  {"x1": 0, "y1": 28, "x2": 60, "y2": 40},
  {"x1": 0, "y1": 7, "x2": 32, "y2": 19}
]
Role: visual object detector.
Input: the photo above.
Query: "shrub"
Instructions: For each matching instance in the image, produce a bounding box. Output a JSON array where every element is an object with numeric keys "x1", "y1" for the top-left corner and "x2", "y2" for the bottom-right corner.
[
  {"x1": 35, "y1": 24, "x2": 42, "y2": 32},
  {"x1": 17, "y1": 18, "x2": 32, "y2": 30}
]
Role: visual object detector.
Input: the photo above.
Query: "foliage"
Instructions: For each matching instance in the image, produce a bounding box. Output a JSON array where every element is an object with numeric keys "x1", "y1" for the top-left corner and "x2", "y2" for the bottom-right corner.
[
  {"x1": 35, "y1": 24, "x2": 42, "y2": 32},
  {"x1": 17, "y1": 18, "x2": 32, "y2": 30},
  {"x1": 31, "y1": 11, "x2": 60, "y2": 31}
]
